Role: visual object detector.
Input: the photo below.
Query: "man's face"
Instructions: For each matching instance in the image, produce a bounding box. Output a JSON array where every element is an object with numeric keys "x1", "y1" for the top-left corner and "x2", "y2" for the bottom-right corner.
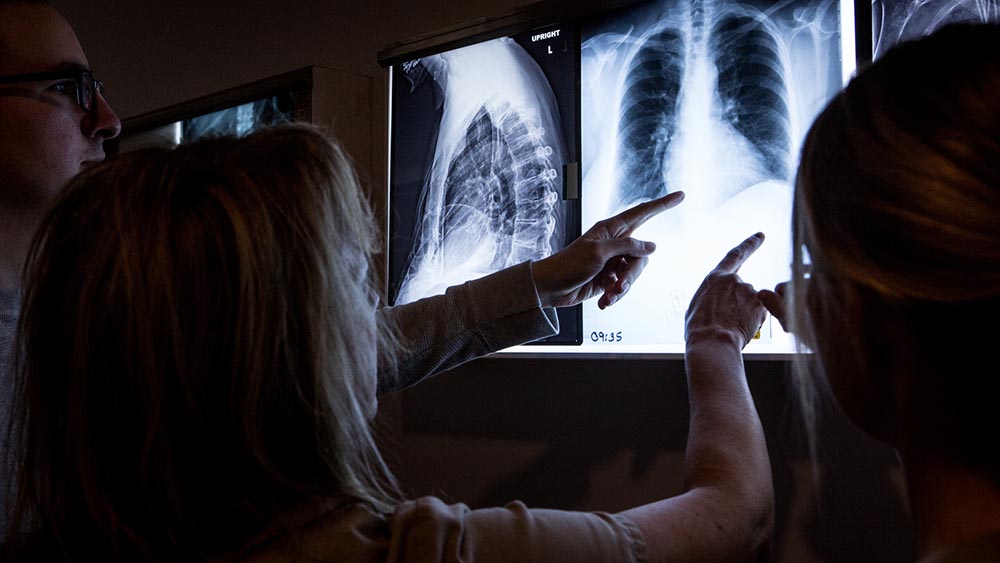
[{"x1": 0, "y1": 3, "x2": 121, "y2": 209}]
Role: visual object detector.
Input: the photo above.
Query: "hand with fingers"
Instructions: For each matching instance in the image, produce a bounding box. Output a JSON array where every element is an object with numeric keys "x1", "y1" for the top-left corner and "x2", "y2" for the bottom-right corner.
[
  {"x1": 685, "y1": 233, "x2": 768, "y2": 349},
  {"x1": 758, "y1": 281, "x2": 791, "y2": 333},
  {"x1": 532, "y1": 191, "x2": 685, "y2": 309},
  {"x1": 656, "y1": 232, "x2": 775, "y2": 562}
]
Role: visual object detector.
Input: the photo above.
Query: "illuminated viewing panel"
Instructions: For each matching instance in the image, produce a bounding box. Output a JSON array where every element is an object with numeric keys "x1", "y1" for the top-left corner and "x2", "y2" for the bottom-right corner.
[
  {"x1": 873, "y1": 0, "x2": 999, "y2": 59},
  {"x1": 388, "y1": 24, "x2": 583, "y2": 344},
  {"x1": 384, "y1": 0, "x2": 861, "y2": 357},
  {"x1": 117, "y1": 95, "x2": 295, "y2": 152},
  {"x1": 565, "y1": 0, "x2": 854, "y2": 356}
]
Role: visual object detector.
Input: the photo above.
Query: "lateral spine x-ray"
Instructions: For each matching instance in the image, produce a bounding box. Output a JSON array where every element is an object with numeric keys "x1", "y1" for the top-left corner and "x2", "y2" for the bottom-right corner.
[{"x1": 394, "y1": 38, "x2": 567, "y2": 305}]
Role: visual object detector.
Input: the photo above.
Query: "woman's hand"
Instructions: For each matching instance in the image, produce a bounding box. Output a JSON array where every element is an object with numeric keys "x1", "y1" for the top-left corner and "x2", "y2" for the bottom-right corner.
[
  {"x1": 758, "y1": 282, "x2": 791, "y2": 333},
  {"x1": 532, "y1": 191, "x2": 685, "y2": 309},
  {"x1": 685, "y1": 233, "x2": 768, "y2": 349}
]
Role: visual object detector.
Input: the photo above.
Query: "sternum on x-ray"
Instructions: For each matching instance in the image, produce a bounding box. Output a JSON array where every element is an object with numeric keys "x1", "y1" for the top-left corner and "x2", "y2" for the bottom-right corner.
[
  {"x1": 389, "y1": 26, "x2": 581, "y2": 343},
  {"x1": 578, "y1": 0, "x2": 851, "y2": 355},
  {"x1": 873, "y1": 0, "x2": 999, "y2": 58}
]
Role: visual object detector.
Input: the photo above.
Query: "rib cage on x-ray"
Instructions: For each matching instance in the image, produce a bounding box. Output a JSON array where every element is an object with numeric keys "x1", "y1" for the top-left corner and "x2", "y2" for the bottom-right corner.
[
  {"x1": 710, "y1": 14, "x2": 791, "y2": 180},
  {"x1": 618, "y1": 29, "x2": 685, "y2": 204},
  {"x1": 395, "y1": 38, "x2": 565, "y2": 305},
  {"x1": 440, "y1": 105, "x2": 558, "y2": 268},
  {"x1": 577, "y1": 0, "x2": 840, "y2": 352},
  {"x1": 873, "y1": 0, "x2": 1000, "y2": 58},
  {"x1": 614, "y1": 0, "x2": 793, "y2": 210}
]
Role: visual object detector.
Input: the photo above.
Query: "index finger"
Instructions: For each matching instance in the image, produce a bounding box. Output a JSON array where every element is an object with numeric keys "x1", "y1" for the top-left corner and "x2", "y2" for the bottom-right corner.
[
  {"x1": 715, "y1": 232, "x2": 765, "y2": 274},
  {"x1": 608, "y1": 191, "x2": 685, "y2": 235}
]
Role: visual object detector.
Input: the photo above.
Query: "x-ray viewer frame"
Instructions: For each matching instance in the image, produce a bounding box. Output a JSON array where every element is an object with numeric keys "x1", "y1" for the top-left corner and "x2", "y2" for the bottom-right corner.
[{"x1": 380, "y1": 0, "x2": 870, "y2": 359}]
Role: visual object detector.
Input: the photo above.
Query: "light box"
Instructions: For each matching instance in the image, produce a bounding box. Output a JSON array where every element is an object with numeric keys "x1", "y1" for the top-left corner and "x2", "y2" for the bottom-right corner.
[
  {"x1": 381, "y1": 0, "x2": 865, "y2": 358},
  {"x1": 111, "y1": 66, "x2": 375, "y2": 189}
]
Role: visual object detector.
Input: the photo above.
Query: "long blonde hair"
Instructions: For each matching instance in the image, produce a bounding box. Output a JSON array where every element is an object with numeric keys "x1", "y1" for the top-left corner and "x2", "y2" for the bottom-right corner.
[{"x1": 7, "y1": 123, "x2": 399, "y2": 560}]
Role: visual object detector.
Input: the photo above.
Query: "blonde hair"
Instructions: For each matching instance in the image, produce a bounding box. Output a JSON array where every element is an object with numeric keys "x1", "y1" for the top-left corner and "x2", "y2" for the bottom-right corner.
[
  {"x1": 790, "y1": 23, "x2": 1000, "y2": 471},
  {"x1": 7, "y1": 123, "x2": 400, "y2": 560}
]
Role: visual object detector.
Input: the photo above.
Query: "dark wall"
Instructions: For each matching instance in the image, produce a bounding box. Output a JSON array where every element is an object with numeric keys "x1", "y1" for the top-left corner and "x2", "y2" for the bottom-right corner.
[
  {"x1": 52, "y1": 1, "x2": 916, "y2": 560},
  {"x1": 53, "y1": 0, "x2": 522, "y2": 119},
  {"x1": 381, "y1": 357, "x2": 915, "y2": 562}
]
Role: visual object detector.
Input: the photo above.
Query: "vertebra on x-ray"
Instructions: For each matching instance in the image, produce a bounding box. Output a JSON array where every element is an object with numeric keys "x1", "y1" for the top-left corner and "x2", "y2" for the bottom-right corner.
[{"x1": 395, "y1": 38, "x2": 566, "y2": 304}]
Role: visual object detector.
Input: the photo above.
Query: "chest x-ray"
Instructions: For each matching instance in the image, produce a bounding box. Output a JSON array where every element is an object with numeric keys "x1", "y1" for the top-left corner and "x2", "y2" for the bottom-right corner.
[
  {"x1": 579, "y1": 0, "x2": 852, "y2": 354},
  {"x1": 390, "y1": 36, "x2": 573, "y2": 307},
  {"x1": 873, "y1": 0, "x2": 999, "y2": 58}
]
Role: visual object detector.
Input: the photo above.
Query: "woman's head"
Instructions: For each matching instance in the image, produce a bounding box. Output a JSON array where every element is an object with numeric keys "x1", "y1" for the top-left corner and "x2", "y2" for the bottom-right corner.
[
  {"x1": 791, "y1": 23, "x2": 1000, "y2": 471},
  {"x1": 9, "y1": 123, "x2": 398, "y2": 559}
]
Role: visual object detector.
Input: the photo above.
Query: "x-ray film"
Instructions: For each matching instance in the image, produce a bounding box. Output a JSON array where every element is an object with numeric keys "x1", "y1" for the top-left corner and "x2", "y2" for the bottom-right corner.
[
  {"x1": 183, "y1": 95, "x2": 295, "y2": 141},
  {"x1": 573, "y1": 0, "x2": 854, "y2": 355},
  {"x1": 388, "y1": 24, "x2": 582, "y2": 344},
  {"x1": 119, "y1": 94, "x2": 297, "y2": 152},
  {"x1": 873, "y1": 0, "x2": 999, "y2": 58}
]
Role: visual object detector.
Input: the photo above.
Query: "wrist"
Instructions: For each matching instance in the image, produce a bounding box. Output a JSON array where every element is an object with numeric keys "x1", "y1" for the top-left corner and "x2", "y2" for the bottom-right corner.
[
  {"x1": 530, "y1": 258, "x2": 560, "y2": 308},
  {"x1": 685, "y1": 327, "x2": 745, "y2": 350},
  {"x1": 529, "y1": 259, "x2": 554, "y2": 308}
]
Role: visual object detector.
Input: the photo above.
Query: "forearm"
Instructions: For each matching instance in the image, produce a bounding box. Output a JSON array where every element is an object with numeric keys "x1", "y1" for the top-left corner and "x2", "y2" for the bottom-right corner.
[
  {"x1": 684, "y1": 331, "x2": 773, "y2": 554},
  {"x1": 618, "y1": 332, "x2": 773, "y2": 563},
  {"x1": 621, "y1": 232, "x2": 773, "y2": 562},
  {"x1": 376, "y1": 262, "x2": 558, "y2": 393}
]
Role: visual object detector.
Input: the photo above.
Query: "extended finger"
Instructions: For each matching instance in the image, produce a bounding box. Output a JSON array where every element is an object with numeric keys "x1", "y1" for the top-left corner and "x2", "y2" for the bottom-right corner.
[
  {"x1": 714, "y1": 232, "x2": 765, "y2": 274},
  {"x1": 592, "y1": 237, "x2": 656, "y2": 265},
  {"x1": 604, "y1": 191, "x2": 685, "y2": 236}
]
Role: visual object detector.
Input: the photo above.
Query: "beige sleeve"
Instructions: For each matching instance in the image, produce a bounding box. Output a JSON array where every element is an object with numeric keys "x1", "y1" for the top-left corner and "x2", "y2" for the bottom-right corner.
[
  {"x1": 385, "y1": 496, "x2": 649, "y2": 563},
  {"x1": 377, "y1": 261, "x2": 558, "y2": 394}
]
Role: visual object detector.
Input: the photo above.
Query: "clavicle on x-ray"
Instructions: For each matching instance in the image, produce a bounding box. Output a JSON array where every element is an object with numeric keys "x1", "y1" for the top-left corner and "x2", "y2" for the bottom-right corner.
[
  {"x1": 873, "y1": 0, "x2": 999, "y2": 59},
  {"x1": 394, "y1": 39, "x2": 568, "y2": 305},
  {"x1": 579, "y1": 0, "x2": 850, "y2": 353}
]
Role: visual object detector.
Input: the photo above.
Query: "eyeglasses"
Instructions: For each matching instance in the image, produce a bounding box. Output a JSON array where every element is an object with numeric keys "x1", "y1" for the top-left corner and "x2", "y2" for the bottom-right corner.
[{"x1": 0, "y1": 69, "x2": 105, "y2": 113}]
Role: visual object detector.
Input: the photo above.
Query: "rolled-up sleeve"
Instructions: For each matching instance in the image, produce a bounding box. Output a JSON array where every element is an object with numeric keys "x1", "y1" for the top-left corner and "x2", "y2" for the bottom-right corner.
[{"x1": 386, "y1": 497, "x2": 649, "y2": 563}]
